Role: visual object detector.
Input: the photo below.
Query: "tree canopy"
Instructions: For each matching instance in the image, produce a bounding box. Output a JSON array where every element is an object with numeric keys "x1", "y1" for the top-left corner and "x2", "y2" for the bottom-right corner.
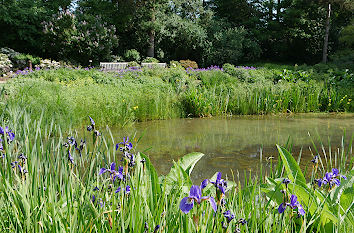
[{"x1": 0, "y1": 0, "x2": 352, "y2": 65}]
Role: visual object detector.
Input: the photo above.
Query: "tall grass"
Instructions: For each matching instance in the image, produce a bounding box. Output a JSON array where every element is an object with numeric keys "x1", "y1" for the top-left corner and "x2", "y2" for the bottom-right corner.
[
  {"x1": 0, "y1": 109, "x2": 352, "y2": 232},
  {"x1": 0, "y1": 66, "x2": 352, "y2": 128}
]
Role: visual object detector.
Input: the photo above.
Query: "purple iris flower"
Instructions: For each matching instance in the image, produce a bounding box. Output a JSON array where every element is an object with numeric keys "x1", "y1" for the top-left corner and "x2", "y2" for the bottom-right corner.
[
  {"x1": 116, "y1": 137, "x2": 133, "y2": 152},
  {"x1": 18, "y1": 154, "x2": 27, "y2": 163},
  {"x1": 238, "y1": 218, "x2": 247, "y2": 225},
  {"x1": 0, "y1": 126, "x2": 15, "y2": 143},
  {"x1": 278, "y1": 194, "x2": 305, "y2": 216},
  {"x1": 153, "y1": 225, "x2": 160, "y2": 233},
  {"x1": 179, "y1": 185, "x2": 217, "y2": 214},
  {"x1": 68, "y1": 151, "x2": 74, "y2": 164},
  {"x1": 87, "y1": 116, "x2": 95, "y2": 131},
  {"x1": 5, "y1": 127, "x2": 15, "y2": 142},
  {"x1": 89, "y1": 116, "x2": 95, "y2": 126},
  {"x1": 317, "y1": 168, "x2": 347, "y2": 188},
  {"x1": 125, "y1": 185, "x2": 131, "y2": 194},
  {"x1": 282, "y1": 178, "x2": 291, "y2": 188},
  {"x1": 311, "y1": 155, "x2": 319, "y2": 164},
  {"x1": 75, "y1": 139, "x2": 85, "y2": 156},
  {"x1": 99, "y1": 162, "x2": 124, "y2": 182},
  {"x1": 210, "y1": 172, "x2": 227, "y2": 194},
  {"x1": 201, "y1": 179, "x2": 209, "y2": 189},
  {"x1": 115, "y1": 187, "x2": 121, "y2": 193},
  {"x1": 223, "y1": 210, "x2": 235, "y2": 223}
]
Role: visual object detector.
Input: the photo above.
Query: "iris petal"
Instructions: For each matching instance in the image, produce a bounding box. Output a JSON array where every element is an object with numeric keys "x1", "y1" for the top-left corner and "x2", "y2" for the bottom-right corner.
[
  {"x1": 110, "y1": 162, "x2": 116, "y2": 171},
  {"x1": 333, "y1": 179, "x2": 340, "y2": 186},
  {"x1": 179, "y1": 197, "x2": 194, "y2": 214},
  {"x1": 216, "y1": 172, "x2": 222, "y2": 182},
  {"x1": 189, "y1": 185, "x2": 201, "y2": 200},
  {"x1": 209, "y1": 197, "x2": 217, "y2": 212},
  {"x1": 297, "y1": 204, "x2": 305, "y2": 216},
  {"x1": 99, "y1": 168, "x2": 107, "y2": 175},
  {"x1": 278, "y1": 203, "x2": 286, "y2": 214},
  {"x1": 201, "y1": 179, "x2": 209, "y2": 189}
]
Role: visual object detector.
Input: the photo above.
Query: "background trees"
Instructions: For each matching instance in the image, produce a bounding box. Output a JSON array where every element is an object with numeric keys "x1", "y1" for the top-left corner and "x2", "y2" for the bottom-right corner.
[{"x1": 0, "y1": 0, "x2": 352, "y2": 66}]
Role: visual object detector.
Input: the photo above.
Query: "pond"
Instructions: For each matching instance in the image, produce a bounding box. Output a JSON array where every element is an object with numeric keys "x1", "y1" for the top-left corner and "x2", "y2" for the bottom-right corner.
[{"x1": 107, "y1": 114, "x2": 353, "y2": 182}]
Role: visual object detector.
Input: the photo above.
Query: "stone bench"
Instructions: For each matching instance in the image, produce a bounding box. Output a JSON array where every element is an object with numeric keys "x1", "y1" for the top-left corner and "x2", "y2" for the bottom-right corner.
[
  {"x1": 141, "y1": 63, "x2": 167, "y2": 69},
  {"x1": 100, "y1": 62, "x2": 128, "y2": 71}
]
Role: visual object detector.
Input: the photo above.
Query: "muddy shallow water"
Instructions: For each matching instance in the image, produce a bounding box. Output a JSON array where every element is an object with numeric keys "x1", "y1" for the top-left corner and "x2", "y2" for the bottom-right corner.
[{"x1": 100, "y1": 114, "x2": 353, "y2": 181}]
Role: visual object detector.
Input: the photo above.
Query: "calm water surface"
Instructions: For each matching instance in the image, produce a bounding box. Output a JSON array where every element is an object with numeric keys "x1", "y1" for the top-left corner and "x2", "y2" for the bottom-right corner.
[{"x1": 107, "y1": 114, "x2": 353, "y2": 181}]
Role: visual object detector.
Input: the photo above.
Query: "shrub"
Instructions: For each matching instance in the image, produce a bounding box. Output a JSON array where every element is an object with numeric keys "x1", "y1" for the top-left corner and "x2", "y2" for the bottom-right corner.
[
  {"x1": 0, "y1": 53, "x2": 13, "y2": 75},
  {"x1": 0, "y1": 47, "x2": 20, "y2": 61},
  {"x1": 179, "y1": 60, "x2": 198, "y2": 69},
  {"x1": 0, "y1": 48, "x2": 40, "y2": 70},
  {"x1": 222, "y1": 63, "x2": 236, "y2": 75},
  {"x1": 142, "y1": 57, "x2": 159, "y2": 63},
  {"x1": 35, "y1": 59, "x2": 61, "y2": 70},
  {"x1": 13, "y1": 54, "x2": 41, "y2": 69},
  {"x1": 111, "y1": 55, "x2": 124, "y2": 62},
  {"x1": 169, "y1": 60, "x2": 182, "y2": 68},
  {"x1": 124, "y1": 49, "x2": 141, "y2": 62},
  {"x1": 127, "y1": 61, "x2": 140, "y2": 68}
]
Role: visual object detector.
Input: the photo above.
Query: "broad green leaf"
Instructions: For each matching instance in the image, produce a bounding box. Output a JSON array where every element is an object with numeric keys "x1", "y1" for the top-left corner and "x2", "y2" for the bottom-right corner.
[
  {"x1": 163, "y1": 152, "x2": 204, "y2": 193},
  {"x1": 276, "y1": 145, "x2": 306, "y2": 184},
  {"x1": 164, "y1": 161, "x2": 192, "y2": 194},
  {"x1": 331, "y1": 170, "x2": 354, "y2": 212},
  {"x1": 178, "y1": 152, "x2": 204, "y2": 176}
]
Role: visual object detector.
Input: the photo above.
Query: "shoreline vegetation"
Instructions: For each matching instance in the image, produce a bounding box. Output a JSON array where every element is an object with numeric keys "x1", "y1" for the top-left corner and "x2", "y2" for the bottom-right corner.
[
  {"x1": 0, "y1": 113, "x2": 352, "y2": 232},
  {"x1": 0, "y1": 64, "x2": 353, "y2": 128}
]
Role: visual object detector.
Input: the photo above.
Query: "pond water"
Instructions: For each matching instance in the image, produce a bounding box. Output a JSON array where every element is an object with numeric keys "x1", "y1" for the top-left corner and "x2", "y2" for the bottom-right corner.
[{"x1": 108, "y1": 114, "x2": 353, "y2": 182}]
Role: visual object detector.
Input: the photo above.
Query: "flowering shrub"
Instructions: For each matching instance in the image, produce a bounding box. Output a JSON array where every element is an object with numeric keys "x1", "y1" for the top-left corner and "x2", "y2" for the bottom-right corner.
[
  {"x1": 35, "y1": 59, "x2": 61, "y2": 70},
  {"x1": 0, "y1": 53, "x2": 12, "y2": 75}
]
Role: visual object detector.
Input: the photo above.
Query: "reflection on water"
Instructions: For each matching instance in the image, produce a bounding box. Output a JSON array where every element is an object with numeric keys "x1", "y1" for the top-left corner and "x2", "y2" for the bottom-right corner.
[{"x1": 106, "y1": 114, "x2": 353, "y2": 182}]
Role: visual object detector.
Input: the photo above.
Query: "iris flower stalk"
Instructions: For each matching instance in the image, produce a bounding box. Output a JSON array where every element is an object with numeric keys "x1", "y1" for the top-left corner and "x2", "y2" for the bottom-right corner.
[
  {"x1": 210, "y1": 172, "x2": 227, "y2": 204},
  {"x1": 180, "y1": 183, "x2": 217, "y2": 230},
  {"x1": 116, "y1": 137, "x2": 134, "y2": 175},
  {"x1": 317, "y1": 168, "x2": 347, "y2": 190}
]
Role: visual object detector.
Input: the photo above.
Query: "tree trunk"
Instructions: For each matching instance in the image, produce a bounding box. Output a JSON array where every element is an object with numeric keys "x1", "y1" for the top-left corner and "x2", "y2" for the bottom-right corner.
[
  {"x1": 276, "y1": 0, "x2": 281, "y2": 22},
  {"x1": 147, "y1": 30, "x2": 155, "y2": 58},
  {"x1": 147, "y1": 4, "x2": 155, "y2": 58},
  {"x1": 322, "y1": 3, "x2": 331, "y2": 63}
]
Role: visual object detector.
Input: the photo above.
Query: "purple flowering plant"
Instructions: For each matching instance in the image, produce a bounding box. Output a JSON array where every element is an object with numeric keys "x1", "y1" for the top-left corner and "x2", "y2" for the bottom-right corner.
[
  {"x1": 179, "y1": 184, "x2": 217, "y2": 214},
  {"x1": 316, "y1": 168, "x2": 347, "y2": 189}
]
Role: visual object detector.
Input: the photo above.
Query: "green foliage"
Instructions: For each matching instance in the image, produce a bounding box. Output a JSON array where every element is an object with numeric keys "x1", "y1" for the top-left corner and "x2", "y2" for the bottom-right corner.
[
  {"x1": 0, "y1": 65, "x2": 353, "y2": 128},
  {"x1": 13, "y1": 53, "x2": 41, "y2": 69},
  {"x1": 42, "y1": 10, "x2": 117, "y2": 65},
  {"x1": 124, "y1": 49, "x2": 141, "y2": 62},
  {"x1": 206, "y1": 26, "x2": 260, "y2": 65},
  {"x1": 127, "y1": 61, "x2": 140, "y2": 68},
  {"x1": 142, "y1": 57, "x2": 160, "y2": 63}
]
